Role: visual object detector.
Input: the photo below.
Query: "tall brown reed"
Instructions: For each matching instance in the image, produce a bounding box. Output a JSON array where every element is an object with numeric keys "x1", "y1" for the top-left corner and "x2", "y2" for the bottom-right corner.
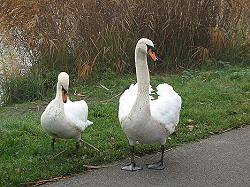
[{"x1": 0, "y1": 0, "x2": 249, "y2": 80}]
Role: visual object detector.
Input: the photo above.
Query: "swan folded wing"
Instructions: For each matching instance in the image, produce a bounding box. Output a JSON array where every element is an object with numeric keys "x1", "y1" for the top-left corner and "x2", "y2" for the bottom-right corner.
[
  {"x1": 119, "y1": 83, "x2": 155, "y2": 121},
  {"x1": 150, "y1": 84, "x2": 182, "y2": 134},
  {"x1": 118, "y1": 84, "x2": 138, "y2": 122},
  {"x1": 67, "y1": 119, "x2": 90, "y2": 132},
  {"x1": 64, "y1": 100, "x2": 91, "y2": 132}
]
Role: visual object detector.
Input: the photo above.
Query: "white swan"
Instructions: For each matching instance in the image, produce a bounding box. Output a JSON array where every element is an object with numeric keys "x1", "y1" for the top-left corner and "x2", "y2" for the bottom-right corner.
[
  {"x1": 41, "y1": 72, "x2": 93, "y2": 154},
  {"x1": 119, "y1": 38, "x2": 182, "y2": 171}
]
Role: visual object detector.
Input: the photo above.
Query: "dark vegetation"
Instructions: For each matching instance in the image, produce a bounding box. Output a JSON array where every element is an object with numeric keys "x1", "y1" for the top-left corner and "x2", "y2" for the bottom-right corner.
[{"x1": 0, "y1": 0, "x2": 249, "y2": 103}]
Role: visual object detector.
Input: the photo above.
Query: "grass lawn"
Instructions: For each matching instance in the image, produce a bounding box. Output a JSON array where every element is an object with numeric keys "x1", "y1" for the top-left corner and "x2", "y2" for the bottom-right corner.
[{"x1": 0, "y1": 66, "x2": 249, "y2": 186}]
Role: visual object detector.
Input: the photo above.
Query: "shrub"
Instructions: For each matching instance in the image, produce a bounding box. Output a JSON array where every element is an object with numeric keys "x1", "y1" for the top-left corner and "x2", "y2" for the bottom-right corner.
[
  {"x1": 0, "y1": 0, "x2": 249, "y2": 104},
  {"x1": 0, "y1": 69, "x2": 58, "y2": 105}
]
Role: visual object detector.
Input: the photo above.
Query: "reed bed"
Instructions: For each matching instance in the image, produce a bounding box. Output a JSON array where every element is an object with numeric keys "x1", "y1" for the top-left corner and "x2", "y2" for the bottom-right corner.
[{"x1": 0, "y1": 0, "x2": 249, "y2": 104}]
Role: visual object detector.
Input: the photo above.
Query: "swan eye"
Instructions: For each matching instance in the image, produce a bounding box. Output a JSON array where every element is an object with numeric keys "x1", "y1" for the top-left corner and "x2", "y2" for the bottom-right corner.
[
  {"x1": 146, "y1": 44, "x2": 157, "y2": 52},
  {"x1": 151, "y1": 46, "x2": 157, "y2": 52}
]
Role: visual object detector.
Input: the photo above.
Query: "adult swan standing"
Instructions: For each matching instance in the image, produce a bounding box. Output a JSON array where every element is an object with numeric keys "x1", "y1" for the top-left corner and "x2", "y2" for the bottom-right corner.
[
  {"x1": 41, "y1": 72, "x2": 93, "y2": 155},
  {"x1": 118, "y1": 38, "x2": 182, "y2": 171}
]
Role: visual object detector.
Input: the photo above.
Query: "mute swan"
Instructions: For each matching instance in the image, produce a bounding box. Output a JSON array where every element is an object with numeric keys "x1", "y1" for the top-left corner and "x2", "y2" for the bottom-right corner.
[
  {"x1": 119, "y1": 38, "x2": 182, "y2": 171},
  {"x1": 41, "y1": 72, "x2": 93, "y2": 155}
]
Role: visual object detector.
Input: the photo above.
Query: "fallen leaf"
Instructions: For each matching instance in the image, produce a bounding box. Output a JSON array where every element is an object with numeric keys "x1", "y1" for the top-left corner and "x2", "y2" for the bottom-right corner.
[
  {"x1": 187, "y1": 119, "x2": 194, "y2": 123},
  {"x1": 15, "y1": 168, "x2": 21, "y2": 173},
  {"x1": 187, "y1": 125, "x2": 194, "y2": 132}
]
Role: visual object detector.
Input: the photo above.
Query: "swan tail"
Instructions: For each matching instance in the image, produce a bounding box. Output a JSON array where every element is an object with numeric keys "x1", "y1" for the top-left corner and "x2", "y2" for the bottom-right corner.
[{"x1": 85, "y1": 120, "x2": 93, "y2": 127}]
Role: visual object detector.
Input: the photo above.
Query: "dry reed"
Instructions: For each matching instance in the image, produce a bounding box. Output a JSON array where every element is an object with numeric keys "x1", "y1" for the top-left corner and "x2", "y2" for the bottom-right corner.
[{"x1": 0, "y1": 0, "x2": 249, "y2": 79}]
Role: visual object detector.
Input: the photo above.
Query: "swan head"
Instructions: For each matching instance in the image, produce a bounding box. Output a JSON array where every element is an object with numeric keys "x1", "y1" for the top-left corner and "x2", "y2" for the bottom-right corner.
[
  {"x1": 58, "y1": 72, "x2": 69, "y2": 103},
  {"x1": 136, "y1": 38, "x2": 158, "y2": 62}
]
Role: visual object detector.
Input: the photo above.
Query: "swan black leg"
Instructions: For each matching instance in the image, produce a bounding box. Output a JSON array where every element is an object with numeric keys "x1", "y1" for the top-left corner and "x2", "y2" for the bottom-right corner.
[
  {"x1": 122, "y1": 146, "x2": 143, "y2": 171},
  {"x1": 51, "y1": 138, "x2": 56, "y2": 155},
  {"x1": 76, "y1": 141, "x2": 80, "y2": 155},
  {"x1": 172, "y1": 131, "x2": 177, "y2": 136},
  {"x1": 147, "y1": 145, "x2": 165, "y2": 170}
]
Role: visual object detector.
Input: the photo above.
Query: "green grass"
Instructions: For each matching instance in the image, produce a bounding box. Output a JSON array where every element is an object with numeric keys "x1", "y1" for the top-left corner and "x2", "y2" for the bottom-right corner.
[{"x1": 0, "y1": 66, "x2": 250, "y2": 186}]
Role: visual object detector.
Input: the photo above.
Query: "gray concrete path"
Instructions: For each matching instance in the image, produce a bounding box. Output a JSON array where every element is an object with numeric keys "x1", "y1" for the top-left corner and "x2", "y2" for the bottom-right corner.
[{"x1": 42, "y1": 126, "x2": 250, "y2": 187}]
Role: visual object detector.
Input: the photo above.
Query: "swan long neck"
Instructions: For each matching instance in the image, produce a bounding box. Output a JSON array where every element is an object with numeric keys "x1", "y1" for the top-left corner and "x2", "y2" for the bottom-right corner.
[
  {"x1": 135, "y1": 50, "x2": 150, "y2": 94},
  {"x1": 132, "y1": 47, "x2": 151, "y2": 117},
  {"x1": 55, "y1": 82, "x2": 63, "y2": 104}
]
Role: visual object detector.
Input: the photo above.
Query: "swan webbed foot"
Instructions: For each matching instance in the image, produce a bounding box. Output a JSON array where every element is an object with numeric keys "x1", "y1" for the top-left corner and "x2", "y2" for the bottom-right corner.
[
  {"x1": 147, "y1": 160, "x2": 165, "y2": 170},
  {"x1": 147, "y1": 145, "x2": 165, "y2": 170},
  {"x1": 121, "y1": 145, "x2": 142, "y2": 171},
  {"x1": 122, "y1": 163, "x2": 143, "y2": 171}
]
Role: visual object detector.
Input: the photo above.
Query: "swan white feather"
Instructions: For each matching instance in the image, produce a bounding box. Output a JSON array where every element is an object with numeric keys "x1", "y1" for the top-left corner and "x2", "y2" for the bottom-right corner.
[
  {"x1": 119, "y1": 83, "x2": 155, "y2": 121},
  {"x1": 119, "y1": 83, "x2": 181, "y2": 134},
  {"x1": 64, "y1": 100, "x2": 93, "y2": 132},
  {"x1": 118, "y1": 38, "x2": 182, "y2": 146},
  {"x1": 41, "y1": 72, "x2": 93, "y2": 144},
  {"x1": 119, "y1": 84, "x2": 137, "y2": 122},
  {"x1": 150, "y1": 83, "x2": 182, "y2": 134}
]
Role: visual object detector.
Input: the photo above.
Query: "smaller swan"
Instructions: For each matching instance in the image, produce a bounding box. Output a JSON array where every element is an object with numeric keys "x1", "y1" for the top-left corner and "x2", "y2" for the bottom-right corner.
[{"x1": 41, "y1": 72, "x2": 93, "y2": 155}]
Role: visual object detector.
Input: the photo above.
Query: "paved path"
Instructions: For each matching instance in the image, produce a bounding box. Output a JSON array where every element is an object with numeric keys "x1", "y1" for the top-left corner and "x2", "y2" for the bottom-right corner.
[{"x1": 42, "y1": 126, "x2": 250, "y2": 187}]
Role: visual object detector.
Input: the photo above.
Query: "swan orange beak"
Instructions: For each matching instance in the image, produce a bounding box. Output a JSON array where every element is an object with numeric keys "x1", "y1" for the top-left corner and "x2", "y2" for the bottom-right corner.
[{"x1": 148, "y1": 48, "x2": 158, "y2": 62}]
